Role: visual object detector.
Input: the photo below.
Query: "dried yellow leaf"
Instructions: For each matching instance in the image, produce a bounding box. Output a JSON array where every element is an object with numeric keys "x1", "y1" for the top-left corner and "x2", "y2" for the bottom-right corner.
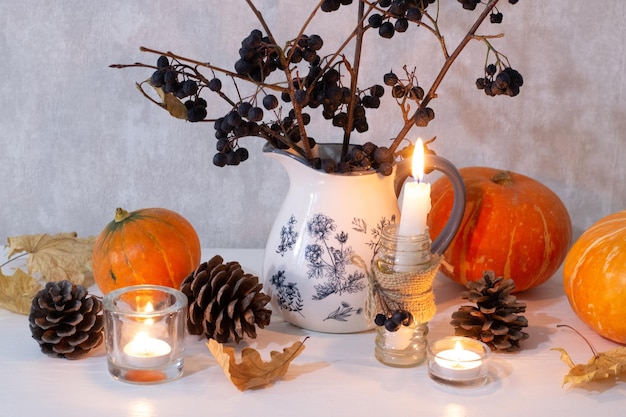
[
  {"x1": 0, "y1": 267, "x2": 41, "y2": 314},
  {"x1": 207, "y1": 338, "x2": 307, "y2": 391},
  {"x1": 6, "y1": 232, "x2": 95, "y2": 286},
  {"x1": 161, "y1": 92, "x2": 188, "y2": 119},
  {"x1": 552, "y1": 346, "x2": 626, "y2": 387},
  {"x1": 137, "y1": 80, "x2": 188, "y2": 120}
]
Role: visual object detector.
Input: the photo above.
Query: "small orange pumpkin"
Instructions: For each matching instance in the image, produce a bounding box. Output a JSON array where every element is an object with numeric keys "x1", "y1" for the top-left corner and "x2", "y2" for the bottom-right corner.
[
  {"x1": 92, "y1": 207, "x2": 201, "y2": 295},
  {"x1": 563, "y1": 210, "x2": 626, "y2": 344},
  {"x1": 428, "y1": 167, "x2": 572, "y2": 292}
]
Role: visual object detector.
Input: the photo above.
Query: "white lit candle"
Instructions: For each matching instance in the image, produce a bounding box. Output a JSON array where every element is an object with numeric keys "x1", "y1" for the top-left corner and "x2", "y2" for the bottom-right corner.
[
  {"x1": 397, "y1": 138, "x2": 431, "y2": 236},
  {"x1": 384, "y1": 325, "x2": 415, "y2": 350},
  {"x1": 433, "y1": 341, "x2": 483, "y2": 380},
  {"x1": 122, "y1": 301, "x2": 171, "y2": 368},
  {"x1": 123, "y1": 331, "x2": 172, "y2": 368}
]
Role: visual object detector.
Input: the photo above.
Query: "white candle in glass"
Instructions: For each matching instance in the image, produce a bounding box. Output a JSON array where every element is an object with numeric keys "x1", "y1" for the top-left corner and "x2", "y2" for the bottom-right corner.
[
  {"x1": 383, "y1": 325, "x2": 415, "y2": 350},
  {"x1": 397, "y1": 138, "x2": 431, "y2": 237},
  {"x1": 122, "y1": 301, "x2": 171, "y2": 368},
  {"x1": 123, "y1": 331, "x2": 171, "y2": 368}
]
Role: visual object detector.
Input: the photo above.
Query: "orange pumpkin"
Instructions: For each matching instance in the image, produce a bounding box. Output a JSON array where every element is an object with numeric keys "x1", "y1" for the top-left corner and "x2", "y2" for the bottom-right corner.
[
  {"x1": 428, "y1": 167, "x2": 572, "y2": 292},
  {"x1": 563, "y1": 210, "x2": 626, "y2": 344},
  {"x1": 92, "y1": 207, "x2": 201, "y2": 295}
]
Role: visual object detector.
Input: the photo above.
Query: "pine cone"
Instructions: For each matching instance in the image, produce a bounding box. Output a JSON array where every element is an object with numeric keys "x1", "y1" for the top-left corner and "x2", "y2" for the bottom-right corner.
[
  {"x1": 28, "y1": 280, "x2": 104, "y2": 359},
  {"x1": 450, "y1": 271, "x2": 529, "y2": 351},
  {"x1": 181, "y1": 255, "x2": 272, "y2": 344}
]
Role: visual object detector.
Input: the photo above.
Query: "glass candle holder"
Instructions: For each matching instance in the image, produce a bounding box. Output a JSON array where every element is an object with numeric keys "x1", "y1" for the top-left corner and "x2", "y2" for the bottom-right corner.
[
  {"x1": 371, "y1": 224, "x2": 440, "y2": 367},
  {"x1": 427, "y1": 336, "x2": 491, "y2": 387},
  {"x1": 103, "y1": 285, "x2": 187, "y2": 384}
]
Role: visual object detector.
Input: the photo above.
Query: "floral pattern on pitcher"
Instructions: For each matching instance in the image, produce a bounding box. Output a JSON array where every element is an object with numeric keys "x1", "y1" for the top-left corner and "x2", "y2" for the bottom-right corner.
[
  {"x1": 269, "y1": 270, "x2": 304, "y2": 315},
  {"x1": 324, "y1": 301, "x2": 363, "y2": 322},
  {"x1": 271, "y1": 212, "x2": 396, "y2": 321}
]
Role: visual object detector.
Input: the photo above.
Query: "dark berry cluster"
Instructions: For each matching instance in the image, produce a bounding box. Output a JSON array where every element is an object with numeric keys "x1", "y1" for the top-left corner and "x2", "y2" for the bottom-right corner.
[
  {"x1": 383, "y1": 69, "x2": 434, "y2": 127},
  {"x1": 460, "y1": 0, "x2": 520, "y2": 12},
  {"x1": 150, "y1": 56, "x2": 207, "y2": 122},
  {"x1": 476, "y1": 64, "x2": 524, "y2": 97},
  {"x1": 367, "y1": 0, "x2": 436, "y2": 39},
  {"x1": 235, "y1": 29, "x2": 283, "y2": 82},
  {"x1": 490, "y1": 10, "x2": 503, "y2": 24},
  {"x1": 320, "y1": 0, "x2": 353, "y2": 12},
  {"x1": 457, "y1": 0, "x2": 481, "y2": 10},
  {"x1": 286, "y1": 34, "x2": 324, "y2": 65},
  {"x1": 312, "y1": 142, "x2": 394, "y2": 175},
  {"x1": 185, "y1": 97, "x2": 208, "y2": 122},
  {"x1": 291, "y1": 64, "x2": 383, "y2": 136},
  {"x1": 374, "y1": 309, "x2": 414, "y2": 332},
  {"x1": 211, "y1": 92, "x2": 291, "y2": 166}
]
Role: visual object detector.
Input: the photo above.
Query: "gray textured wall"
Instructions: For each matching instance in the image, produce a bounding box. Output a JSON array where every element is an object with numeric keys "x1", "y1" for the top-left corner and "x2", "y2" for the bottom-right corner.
[{"x1": 1, "y1": 1, "x2": 624, "y2": 248}]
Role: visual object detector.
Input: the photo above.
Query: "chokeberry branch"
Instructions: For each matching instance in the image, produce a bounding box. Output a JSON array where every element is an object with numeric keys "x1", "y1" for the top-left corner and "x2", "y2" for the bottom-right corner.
[
  {"x1": 389, "y1": 0, "x2": 501, "y2": 153},
  {"x1": 286, "y1": 0, "x2": 325, "y2": 64},
  {"x1": 244, "y1": 0, "x2": 278, "y2": 46},
  {"x1": 423, "y1": 0, "x2": 450, "y2": 59},
  {"x1": 478, "y1": 36, "x2": 511, "y2": 71},
  {"x1": 136, "y1": 46, "x2": 290, "y2": 95},
  {"x1": 112, "y1": 0, "x2": 521, "y2": 173},
  {"x1": 244, "y1": 0, "x2": 309, "y2": 146},
  {"x1": 342, "y1": 0, "x2": 367, "y2": 161}
]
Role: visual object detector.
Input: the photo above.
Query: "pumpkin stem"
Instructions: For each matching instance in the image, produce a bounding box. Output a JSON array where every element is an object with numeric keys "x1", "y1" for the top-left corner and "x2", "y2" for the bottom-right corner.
[
  {"x1": 114, "y1": 207, "x2": 132, "y2": 222},
  {"x1": 491, "y1": 170, "x2": 514, "y2": 186}
]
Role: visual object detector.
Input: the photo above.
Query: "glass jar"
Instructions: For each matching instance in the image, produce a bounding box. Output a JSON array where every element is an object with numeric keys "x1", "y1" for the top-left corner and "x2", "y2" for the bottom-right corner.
[
  {"x1": 371, "y1": 224, "x2": 440, "y2": 367},
  {"x1": 103, "y1": 285, "x2": 187, "y2": 384}
]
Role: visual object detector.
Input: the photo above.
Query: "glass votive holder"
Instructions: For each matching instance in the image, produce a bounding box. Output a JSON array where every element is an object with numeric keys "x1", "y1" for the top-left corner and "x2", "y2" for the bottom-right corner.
[
  {"x1": 103, "y1": 285, "x2": 187, "y2": 384},
  {"x1": 427, "y1": 336, "x2": 491, "y2": 388},
  {"x1": 375, "y1": 321, "x2": 429, "y2": 367}
]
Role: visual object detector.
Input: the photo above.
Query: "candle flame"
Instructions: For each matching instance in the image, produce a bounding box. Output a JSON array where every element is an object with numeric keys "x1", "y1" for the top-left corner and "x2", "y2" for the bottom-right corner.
[
  {"x1": 454, "y1": 341, "x2": 464, "y2": 352},
  {"x1": 130, "y1": 332, "x2": 154, "y2": 357},
  {"x1": 142, "y1": 302, "x2": 155, "y2": 325},
  {"x1": 135, "y1": 331, "x2": 149, "y2": 343},
  {"x1": 412, "y1": 138, "x2": 425, "y2": 182}
]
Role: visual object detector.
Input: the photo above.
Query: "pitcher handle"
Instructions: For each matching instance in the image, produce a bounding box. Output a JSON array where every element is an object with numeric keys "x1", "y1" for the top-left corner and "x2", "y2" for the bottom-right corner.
[{"x1": 424, "y1": 154, "x2": 465, "y2": 256}]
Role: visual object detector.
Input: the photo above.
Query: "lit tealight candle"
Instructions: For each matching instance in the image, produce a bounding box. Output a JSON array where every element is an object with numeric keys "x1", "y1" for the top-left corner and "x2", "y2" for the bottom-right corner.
[
  {"x1": 435, "y1": 341, "x2": 482, "y2": 374},
  {"x1": 428, "y1": 338, "x2": 490, "y2": 386},
  {"x1": 397, "y1": 138, "x2": 431, "y2": 237},
  {"x1": 123, "y1": 331, "x2": 172, "y2": 368}
]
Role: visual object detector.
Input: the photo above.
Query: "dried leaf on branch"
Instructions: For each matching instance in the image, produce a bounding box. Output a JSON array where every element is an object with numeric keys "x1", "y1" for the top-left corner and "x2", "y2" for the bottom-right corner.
[
  {"x1": 207, "y1": 337, "x2": 307, "y2": 391},
  {"x1": 136, "y1": 81, "x2": 188, "y2": 120}
]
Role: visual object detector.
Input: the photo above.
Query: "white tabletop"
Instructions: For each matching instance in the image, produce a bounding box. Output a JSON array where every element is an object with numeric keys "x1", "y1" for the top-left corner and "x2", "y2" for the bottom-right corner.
[{"x1": 1, "y1": 248, "x2": 623, "y2": 417}]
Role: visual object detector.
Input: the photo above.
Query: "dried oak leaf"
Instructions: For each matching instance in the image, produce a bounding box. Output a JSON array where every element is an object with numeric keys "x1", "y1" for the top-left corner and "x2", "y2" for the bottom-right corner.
[
  {"x1": 207, "y1": 337, "x2": 307, "y2": 391},
  {"x1": 6, "y1": 232, "x2": 95, "y2": 287},
  {"x1": 0, "y1": 267, "x2": 41, "y2": 314},
  {"x1": 552, "y1": 347, "x2": 626, "y2": 387}
]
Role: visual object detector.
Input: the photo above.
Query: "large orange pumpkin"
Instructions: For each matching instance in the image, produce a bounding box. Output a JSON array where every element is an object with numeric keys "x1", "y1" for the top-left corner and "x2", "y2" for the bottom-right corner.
[
  {"x1": 563, "y1": 210, "x2": 626, "y2": 344},
  {"x1": 92, "y1": 207, "x2": 201, "y2": 295},
  {"x1": 428, "y1": 167, "x2": 572, "y2": 292}
]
